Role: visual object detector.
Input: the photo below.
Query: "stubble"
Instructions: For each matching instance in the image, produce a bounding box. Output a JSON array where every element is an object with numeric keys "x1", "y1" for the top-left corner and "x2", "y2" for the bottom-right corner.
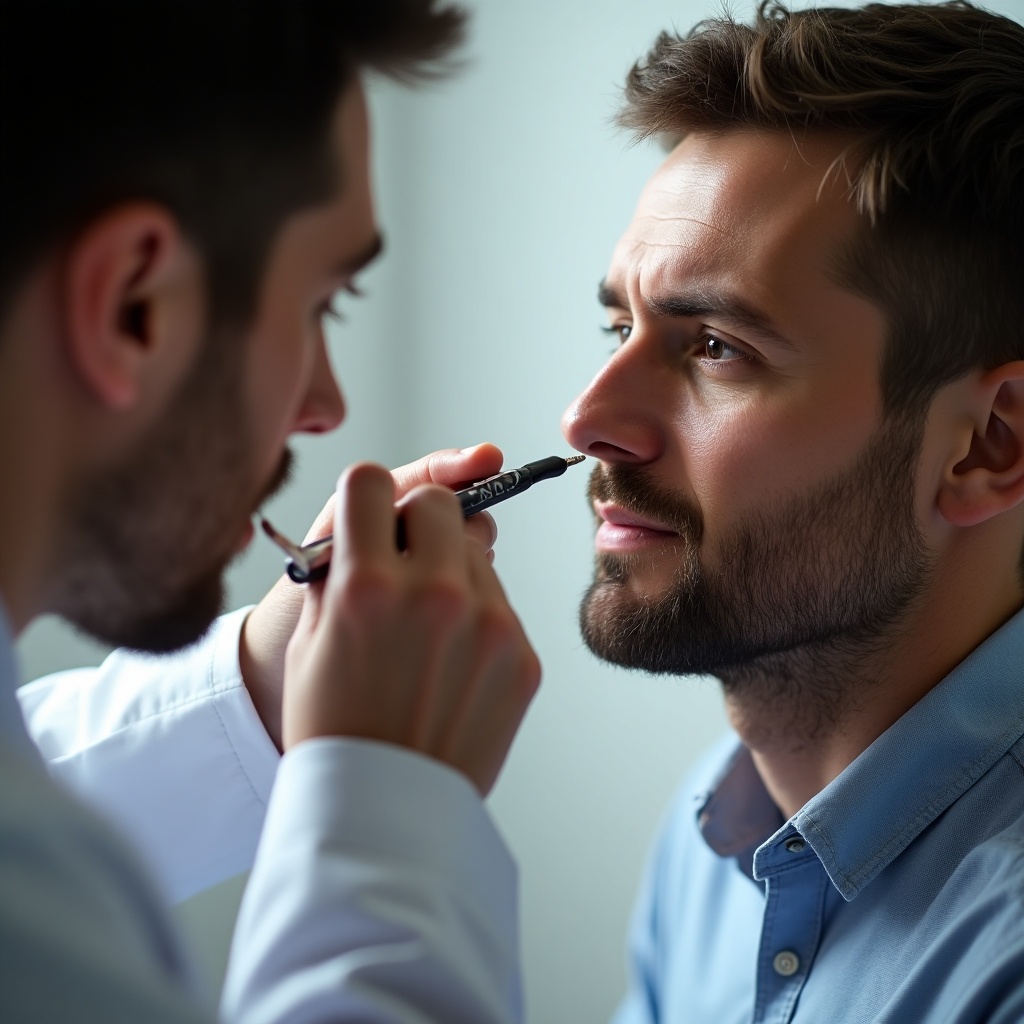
[{"x1": 580, "y1": 414, "x2": 934, "y2": 738}]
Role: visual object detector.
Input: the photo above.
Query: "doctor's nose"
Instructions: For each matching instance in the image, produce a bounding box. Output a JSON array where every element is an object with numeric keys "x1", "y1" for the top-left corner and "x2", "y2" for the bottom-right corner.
[{"x1": 295, "y1": 339, "x2": 346, "y2": 436}]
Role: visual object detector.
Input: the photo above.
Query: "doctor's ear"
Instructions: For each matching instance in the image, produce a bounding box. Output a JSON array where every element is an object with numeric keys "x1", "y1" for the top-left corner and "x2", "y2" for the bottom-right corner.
[
  {"x1": 62, "y1": 203, "x2": 203, "y2": 411},
  {"x1": 937, "y1": 361, "x2": 1024, "y2": 528}
]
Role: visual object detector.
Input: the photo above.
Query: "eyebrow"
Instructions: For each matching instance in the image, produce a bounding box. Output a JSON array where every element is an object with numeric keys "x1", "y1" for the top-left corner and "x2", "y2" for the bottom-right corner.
[
  {"x1": 598, "y1": 278, "x2": 796, "y2": 351},
  {"x1": 337, "y1": 232, "x2": 385, "y2": 277}
]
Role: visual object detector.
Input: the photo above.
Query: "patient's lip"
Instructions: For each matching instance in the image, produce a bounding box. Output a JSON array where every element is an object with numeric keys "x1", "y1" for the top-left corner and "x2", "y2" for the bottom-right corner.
[
  {"x1": 594, "y1": 502, "x2": 677, "y2": 533},
  {"x1": 594, "y1": 503, "x2": 680, "y2": 552}
]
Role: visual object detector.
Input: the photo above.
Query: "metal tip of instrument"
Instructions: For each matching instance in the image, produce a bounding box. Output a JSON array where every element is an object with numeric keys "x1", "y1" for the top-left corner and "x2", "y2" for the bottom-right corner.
[
  {"x1": 260, "y1": 518, "x2": 308, "y2": 567},
  {"x1": 565, "y1": 455, "x2": 586, "y2": 466}
]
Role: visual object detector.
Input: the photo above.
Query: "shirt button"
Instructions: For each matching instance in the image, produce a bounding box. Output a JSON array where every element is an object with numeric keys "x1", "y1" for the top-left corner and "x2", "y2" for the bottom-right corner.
[
  {"x1": 784, "y1": 837, "x2": 806, "y2": 853},
  {"x1": 773, "y1": 951, "x2": 801, "y2": 977}
]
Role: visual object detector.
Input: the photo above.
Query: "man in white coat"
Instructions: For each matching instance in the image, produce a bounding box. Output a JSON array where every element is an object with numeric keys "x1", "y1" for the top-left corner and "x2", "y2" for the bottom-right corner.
[{"x1": 0, "y1": 2, "x2": 540, "y2": 1021}]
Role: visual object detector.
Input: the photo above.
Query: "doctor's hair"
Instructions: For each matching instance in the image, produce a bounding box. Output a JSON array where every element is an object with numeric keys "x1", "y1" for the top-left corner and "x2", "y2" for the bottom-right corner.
[
  {"x1": 0, "y1": 0, "x2": 466, "y2": 332},
  {"x1": 618, "y1": 0, "x2": 1024, "y2": 421}
]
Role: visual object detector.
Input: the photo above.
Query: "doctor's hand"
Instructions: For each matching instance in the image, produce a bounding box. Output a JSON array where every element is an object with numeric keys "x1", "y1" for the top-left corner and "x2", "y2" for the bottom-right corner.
[
  {"x1": 240, "y1": 444, "x2": 506, "y2": 753},
  {"x1": 282, "y1": 462, "x2": 541, "y2": 795}
]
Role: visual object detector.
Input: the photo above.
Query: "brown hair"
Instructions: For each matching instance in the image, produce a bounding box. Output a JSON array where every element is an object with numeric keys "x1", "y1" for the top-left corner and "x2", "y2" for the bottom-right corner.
[{"x1": 619, "y1": 1, "x2": 1024, "y2": 416}]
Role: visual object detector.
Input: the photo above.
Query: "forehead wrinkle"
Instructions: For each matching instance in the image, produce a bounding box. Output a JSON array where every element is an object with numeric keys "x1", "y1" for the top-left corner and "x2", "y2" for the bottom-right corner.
[
  {"x1": 604, "y1": 132, "x2": 877, "y2": 357},
  {"x1": 603, "y1": 234, "x2": 730, "y2": 309},
  {"x1": 632, "y1": 211, "x2": 739, "y2": 243},
  {"x1": 602, "y1": 238, "x2": 794, "y2": 351}
]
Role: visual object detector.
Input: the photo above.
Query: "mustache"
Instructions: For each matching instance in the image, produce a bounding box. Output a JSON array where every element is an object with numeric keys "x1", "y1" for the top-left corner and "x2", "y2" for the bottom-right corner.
[
  {"x1": 587, "y1": 463, "x2": 704, "y2": 543},
  {"x1": 261, "y1": 447, "x2": 296, "y2": 508}
]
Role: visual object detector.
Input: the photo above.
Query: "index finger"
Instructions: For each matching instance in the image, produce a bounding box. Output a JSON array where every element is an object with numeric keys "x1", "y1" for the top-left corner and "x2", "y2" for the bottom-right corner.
[
  {"x1": 391, "y1": 443, "x2": 504, "y2": 498},
  {"x1": 299, "y1": 444, "x2": 505, "y2": 549}
]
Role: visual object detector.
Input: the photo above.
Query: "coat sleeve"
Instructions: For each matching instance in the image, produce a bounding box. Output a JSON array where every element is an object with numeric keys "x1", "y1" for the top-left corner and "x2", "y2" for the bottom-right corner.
[
  {"x1": 13, "y1": 610, "x2": 525, "y2": 1022},
  {"x1": 222, "y1": 738, "x2": 523, "y2": 1024},
  {"x1": 5, "y1": 693, "x2": 524, "y2": 1023},
  {"x1": 16, "y1": 607, "x2": 279, "y2": 904}
]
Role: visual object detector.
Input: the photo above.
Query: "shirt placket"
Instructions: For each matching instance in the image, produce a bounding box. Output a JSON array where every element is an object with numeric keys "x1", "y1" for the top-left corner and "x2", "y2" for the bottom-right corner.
[{"x1": 751, "y1": 830, "x2": 829, "y2": 1024}]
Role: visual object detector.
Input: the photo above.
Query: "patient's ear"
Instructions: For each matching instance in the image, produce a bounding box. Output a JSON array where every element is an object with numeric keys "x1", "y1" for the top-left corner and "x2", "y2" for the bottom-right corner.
[
  {"x1": 62, "y1": 204, "x2": 200, "y2": 410},
  {"x1": 938, "y1": 362, "x2": 1024, "y2": 528}
]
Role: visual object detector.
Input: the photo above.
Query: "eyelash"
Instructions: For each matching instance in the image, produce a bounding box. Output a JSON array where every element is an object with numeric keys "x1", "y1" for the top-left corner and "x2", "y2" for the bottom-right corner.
[
  {"x1": 319, "y1": 283, "x2": 365, "y2": 324},
  {"x1": 600, "y1": 324, "x2": 752, "y2": 365}
]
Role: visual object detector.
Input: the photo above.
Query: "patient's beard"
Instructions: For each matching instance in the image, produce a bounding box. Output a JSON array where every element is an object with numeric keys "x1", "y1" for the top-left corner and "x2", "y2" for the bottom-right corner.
[{"x1": 579, "y1": 415, "x2": 933, "y2": 730}]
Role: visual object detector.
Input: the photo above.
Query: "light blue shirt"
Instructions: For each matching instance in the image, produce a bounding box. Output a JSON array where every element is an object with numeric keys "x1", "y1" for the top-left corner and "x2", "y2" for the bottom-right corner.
[{"x1": 614, "y1": 608, "x2": 1024, "y2": 1024}]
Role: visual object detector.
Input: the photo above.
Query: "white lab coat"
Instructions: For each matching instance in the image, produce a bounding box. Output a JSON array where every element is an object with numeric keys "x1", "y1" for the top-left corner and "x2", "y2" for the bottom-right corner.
[{"x1": 13, "y1": 608, "x2": 522, "y2": 1022}]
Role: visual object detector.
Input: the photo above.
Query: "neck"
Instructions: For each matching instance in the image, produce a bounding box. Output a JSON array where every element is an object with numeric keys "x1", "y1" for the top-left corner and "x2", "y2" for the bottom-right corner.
[{"x1": 724, "y1": 565, "x2": 1024, "y2": 820}]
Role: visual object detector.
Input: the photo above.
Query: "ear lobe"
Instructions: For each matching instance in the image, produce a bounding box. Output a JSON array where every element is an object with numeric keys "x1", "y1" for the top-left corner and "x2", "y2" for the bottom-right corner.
[
  {"x1": 938, "y1": 363, "x2": 1024, "y2": 528},
  {"x1": 63, "y1": 205, "x2": 189, "y2": 410}
]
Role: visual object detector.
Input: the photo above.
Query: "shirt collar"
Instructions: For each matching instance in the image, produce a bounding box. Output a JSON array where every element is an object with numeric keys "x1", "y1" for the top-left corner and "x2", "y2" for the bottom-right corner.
[
  {"x1": 793, "y1": 606, "x2": 1024, "y2": 900},
  {"x1": 0, "y1": 594, "x2": 44, "y2": 766},
  {"x1": 697, "y1": 606, "x2": 1024, "y2": 900},
  {"x1": 696, "y1": 741, "x2": 782, "y2": 879}
]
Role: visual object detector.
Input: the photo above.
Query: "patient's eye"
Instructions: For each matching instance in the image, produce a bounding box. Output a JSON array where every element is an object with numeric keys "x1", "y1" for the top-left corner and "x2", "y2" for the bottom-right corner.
[{"x1": 701, "y1": 333, "x2": 748, "y2": 363}]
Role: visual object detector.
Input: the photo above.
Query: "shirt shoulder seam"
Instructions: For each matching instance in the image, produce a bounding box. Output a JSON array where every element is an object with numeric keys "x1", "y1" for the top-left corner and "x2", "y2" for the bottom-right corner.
[{"x1": 206, "y1": 646, "x2": 266, "y2": 810}]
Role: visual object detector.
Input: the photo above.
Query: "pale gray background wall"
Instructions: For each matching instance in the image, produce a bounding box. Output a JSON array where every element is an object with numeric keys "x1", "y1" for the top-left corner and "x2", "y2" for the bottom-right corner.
[{"x1": 18, "y1": 0, "x2": 1024, "y2": 1021}]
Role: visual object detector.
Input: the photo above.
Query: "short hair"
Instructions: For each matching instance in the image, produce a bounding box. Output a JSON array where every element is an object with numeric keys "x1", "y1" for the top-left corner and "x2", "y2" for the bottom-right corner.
[
  {"x1": 619, "y1": 0, "x2": 1024, "y2": 419},
  {"x1": 0, "y1": 0, "x2": 466, "y2": 329}
]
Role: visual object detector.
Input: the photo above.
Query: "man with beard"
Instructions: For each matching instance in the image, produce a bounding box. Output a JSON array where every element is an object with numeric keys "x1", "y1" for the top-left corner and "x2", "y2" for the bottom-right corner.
[
  {"x1": 0, "y1": 2, "x2": 539, "y2": 1022},
  {"x1": 561, "y1": 1, "x2": 1024, "y2": 1020}
]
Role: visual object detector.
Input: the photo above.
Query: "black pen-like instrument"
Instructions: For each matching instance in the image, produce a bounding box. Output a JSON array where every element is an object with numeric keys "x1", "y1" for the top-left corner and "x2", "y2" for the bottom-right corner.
[{"x1": 262, "y1": 454, "x2": 586, "y2": 584}]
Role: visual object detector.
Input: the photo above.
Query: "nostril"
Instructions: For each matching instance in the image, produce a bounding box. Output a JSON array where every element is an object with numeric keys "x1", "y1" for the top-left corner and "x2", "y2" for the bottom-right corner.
[{"x1": 586, "y1": 440, "x2": 647, "y2": 461}]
